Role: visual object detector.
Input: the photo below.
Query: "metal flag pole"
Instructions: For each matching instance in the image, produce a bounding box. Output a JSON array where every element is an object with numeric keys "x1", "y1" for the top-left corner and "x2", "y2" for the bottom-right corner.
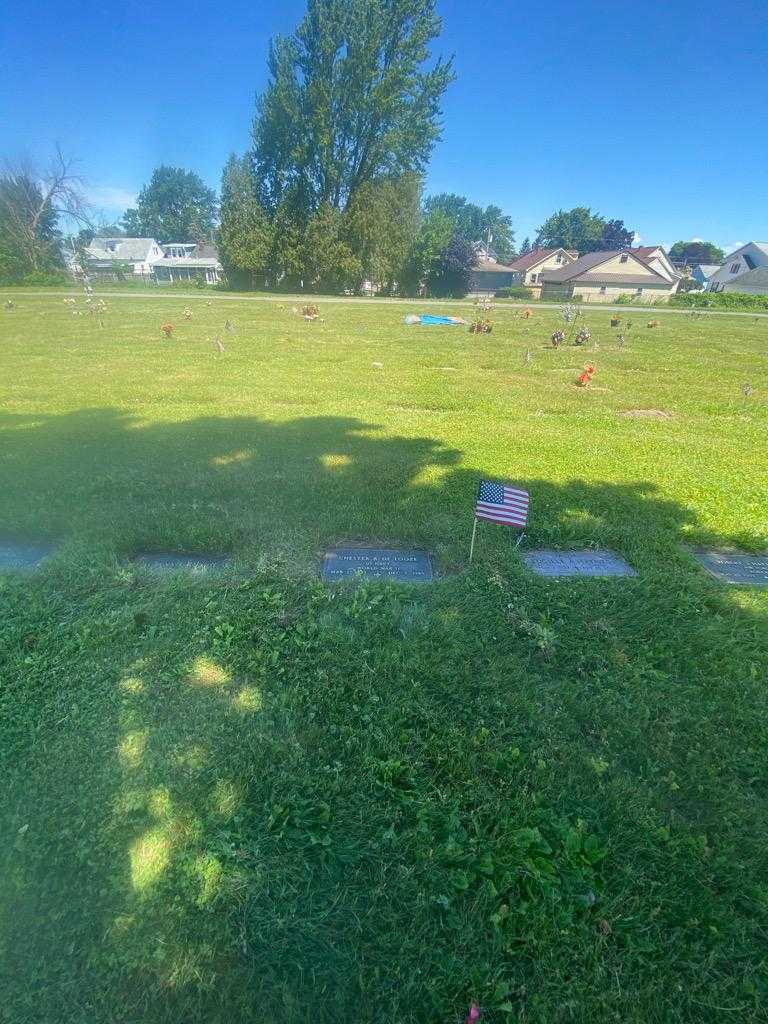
[{"x1": 469, "y1": 516, "x2": 479, "y2": 563}]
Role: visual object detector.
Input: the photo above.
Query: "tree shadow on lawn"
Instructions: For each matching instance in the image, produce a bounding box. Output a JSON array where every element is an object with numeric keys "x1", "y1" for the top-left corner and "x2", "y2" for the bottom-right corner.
[
  {"x1": 0, "y1": 405, "x2": 763, "y2": 568},
  {"x1": 1, "y1": 413, "x2": 768, "y2": 1023}
]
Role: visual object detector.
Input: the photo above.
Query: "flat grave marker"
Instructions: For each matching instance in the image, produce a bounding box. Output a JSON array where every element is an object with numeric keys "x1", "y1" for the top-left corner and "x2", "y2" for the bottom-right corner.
[
  {"x1": 322, "y1": 548, "x2": 433, "y2": 583},
  {"x1": 691, "y1": 549, "x2": 768, "y2": 587},
  {"x1": 133, "y1": 553, "x2": 230, "y2": 575},
  {"x1": 523, "y1": 549, "x2": 637, "y2": 578},
  {"x1": 0, "y1": 541, "x2": 55, "y2": 572}
]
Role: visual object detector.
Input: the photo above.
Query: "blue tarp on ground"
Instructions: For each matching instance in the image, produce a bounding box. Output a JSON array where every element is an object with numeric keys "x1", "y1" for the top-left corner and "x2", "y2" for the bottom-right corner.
[{"x1": 404, "y1": 314, "x2": 465, "y2": 326}]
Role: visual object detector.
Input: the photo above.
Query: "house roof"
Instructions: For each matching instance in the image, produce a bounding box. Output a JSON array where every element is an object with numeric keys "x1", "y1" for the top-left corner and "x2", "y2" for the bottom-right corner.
[
  {"x1": 723, "y1": 267, "x2": 768, "y2": 291},
  {"x1": 86, "y1": 237, "x2": 156, "y2": 261},
  {"x1": 471, "y1": 258, "x2": 518, "y2": 274},
  {"x1": 540, "y1": 250, "x2": 670, "y2": 285},
  {"x1": 722, "y1": 242, "x2": 768, "y2": 261},
  {"x1": 505, "y1": 247, "x2": 576, "y2": 272},
  {"x1": 632, "y1": 246, "x2": 664, "y2": 258},
  {"x1": 693, "y1": 264, "x2": 720, "y2": 276}
]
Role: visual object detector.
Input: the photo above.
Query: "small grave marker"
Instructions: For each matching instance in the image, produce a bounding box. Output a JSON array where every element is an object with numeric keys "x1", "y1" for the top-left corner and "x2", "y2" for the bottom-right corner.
[
  {"x1": 0, "y1": 541, "x2": 55, "y2": 572},
  {"x1": 523, "y1": 549, "x2": 637, "y2": 578},
  {"x1": 691, "y1": 549, "x2": 768, "y2": 587},
  {"x1": 322, "y1": 548, "x2": 433, "y2": 583},
  {"x1": 134, "y1": 553, "x2": 230, "y2": 574}
]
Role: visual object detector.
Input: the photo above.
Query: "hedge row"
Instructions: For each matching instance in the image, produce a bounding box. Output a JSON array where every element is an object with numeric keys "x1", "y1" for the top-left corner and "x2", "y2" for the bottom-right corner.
[{"x1": 670, "y1": 290, "x2": 768, "y2": 311}]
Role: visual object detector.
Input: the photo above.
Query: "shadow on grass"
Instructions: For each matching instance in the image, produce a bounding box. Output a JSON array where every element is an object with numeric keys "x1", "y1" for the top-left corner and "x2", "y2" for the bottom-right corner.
[
  {"x1": 0, "y1": 406, "x2": 764, "y2": 566},
  {"x1": 1, "y1": 412, "x2": 768, "y2": 1023}
]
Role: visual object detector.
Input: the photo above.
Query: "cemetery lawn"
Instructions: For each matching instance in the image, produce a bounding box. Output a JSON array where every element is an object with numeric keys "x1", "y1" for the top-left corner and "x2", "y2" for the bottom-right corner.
[{"x1": 2, "y1": 292, "x2": 768, "y2": 1024}]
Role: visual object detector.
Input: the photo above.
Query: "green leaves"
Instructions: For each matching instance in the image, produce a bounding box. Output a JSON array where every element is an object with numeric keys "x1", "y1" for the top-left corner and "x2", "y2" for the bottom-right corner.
[
  {"x1": 252, "y1": 0, "x2": 454, "y2": 214},
  {"x1": 123, "y1": 166, "x2": 217, "y2": 243}
]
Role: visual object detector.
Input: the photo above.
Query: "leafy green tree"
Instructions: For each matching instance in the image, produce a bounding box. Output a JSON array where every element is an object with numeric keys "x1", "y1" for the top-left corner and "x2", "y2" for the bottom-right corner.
[
  {"x1": 252, "y1": 0, "x2": 453, "y2": 214},
  {"x1": 218, "y1": 154, "x2": 273, "y2": 288},
  {"x1": 302, "y1": 203, "x2": 361, "y2": 292},
  {"x1": 0, "y1": 149, "x2": 86, "y2": 278},
  {"x1": 0, "y1": 173, "x2": 61, "y2": 279},
  {"x1": 518, "y1": 236, "x2": 532, "y2": 256},
  {"x1": 122, "y1": 166, "x2": 217, "y2": 242},
  {"x1": 400, "y1": 207, "x2": 453, "y2": 296},
  {"x1": 345, "y1": 174, "x2": 421, "y2": 292},
  {"x1": 426, "y1": 233, "x2": 475, "y2": 298},
  {"x1": 669, "y1": 240, "x2": 725, "y2": 264},
  {"x1": 597, "y1": 218, "x2": 634, "y2": 251},
  {"x1": 536, "y1": 207, "x2": 606, "y2": 253},
  {"x1": 422, "y1": 193, "x2": 515, "y2": 260}
]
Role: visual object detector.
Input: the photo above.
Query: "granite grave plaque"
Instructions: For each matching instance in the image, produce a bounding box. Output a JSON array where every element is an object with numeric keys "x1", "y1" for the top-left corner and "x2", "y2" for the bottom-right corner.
[
  {"x1": 322, "y1": 548, "x2": 433, "y2": 582},
  {"x1": 691, "y1": 549, "x2": 768, "y2": 587},
  {"x1": 0, "y1": 541, "x2": 55, "y2": 572},
  {"x1": 134, "y1": 553, "x2": 230, "y2": 574},
  {"x1": 523, "y1": 549, "x2": 637, "y2": 578}
]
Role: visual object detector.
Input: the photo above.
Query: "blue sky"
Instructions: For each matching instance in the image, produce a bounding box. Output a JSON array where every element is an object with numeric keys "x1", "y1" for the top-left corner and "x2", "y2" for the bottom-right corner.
[{"x1": 2, "y1": 0, "x2": 766, "y2": 252}]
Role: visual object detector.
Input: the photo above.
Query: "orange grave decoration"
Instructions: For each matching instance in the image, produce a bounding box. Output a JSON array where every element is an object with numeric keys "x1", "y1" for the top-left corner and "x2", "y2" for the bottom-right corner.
[
  {"x1": 576, "y1": 364, "x2": 595, "y2": 386},
  {"x1": 161, "y1": 323, "x2": 174, "y2": 337}
]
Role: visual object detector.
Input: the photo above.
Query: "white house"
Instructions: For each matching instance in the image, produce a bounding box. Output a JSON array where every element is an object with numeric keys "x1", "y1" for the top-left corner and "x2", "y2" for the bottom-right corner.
[
  {"x1": 84, "y1": 237, "x2": 164, "y2": 278},
  {"x1": 708, "y1": 243, "x2": 768, "y2": 292},
  {"x1": 83, "y1": 237, "x2": 222, "y2": 283}
]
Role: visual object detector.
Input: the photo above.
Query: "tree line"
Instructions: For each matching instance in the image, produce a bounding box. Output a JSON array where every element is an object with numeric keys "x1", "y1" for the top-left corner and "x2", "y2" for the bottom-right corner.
[{"x1": 0, "y1": 0, "x2": 728, "y2": 291}]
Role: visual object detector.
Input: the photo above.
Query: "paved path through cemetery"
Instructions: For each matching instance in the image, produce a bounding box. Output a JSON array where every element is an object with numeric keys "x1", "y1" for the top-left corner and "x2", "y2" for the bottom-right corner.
[{"x1": 4, "y1": 290, "x2": 768, "y2": 319}]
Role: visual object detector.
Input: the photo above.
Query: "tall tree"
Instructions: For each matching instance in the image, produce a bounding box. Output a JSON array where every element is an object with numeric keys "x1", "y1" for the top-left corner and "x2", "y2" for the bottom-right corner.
[
  {"x1": 252, "y1": 0, "x2": 454, "y2": 215},
  {"x1": 0, "y1": 148, "x2": 88, "y2": 278},
  {"x1": 400, "y1": 207, "x2": 453, "y2": 296},
  {"x1": 518, "y1": 236, "x2": 532, "y2": 256},
  {"x1": 218, "y1": 155, "x2": 273, "y2": 288},
  {"x1": 345, "y1": 173, "x2": 421, "y2": 291},
  {"x1": 426, "y1": 233, "x2": 475, "y2": 298},
  {"x1": 669, "y1": 240, "x2": 725, "y2": 264},
  {"x1": 597, "y1": 218, "x2": 634, "y2": 251},
  {"x1": 535, "y1": 207, "x2": 606, "y2": 254},
  {"x1": 423, "y1": 193, "x2": 515, "y2": 260},
  {"x1": 302, "y1": 203, "x2": 361, "y2": 291},
  {"x1": 122, "y1": 166, "x2": 217, "y2": 242}
]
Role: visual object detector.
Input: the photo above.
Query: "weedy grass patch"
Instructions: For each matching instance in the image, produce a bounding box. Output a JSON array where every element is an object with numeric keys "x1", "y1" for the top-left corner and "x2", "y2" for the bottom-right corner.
[{"x1": 1, "y1": 293, "x2": 767, "y2": 1022}]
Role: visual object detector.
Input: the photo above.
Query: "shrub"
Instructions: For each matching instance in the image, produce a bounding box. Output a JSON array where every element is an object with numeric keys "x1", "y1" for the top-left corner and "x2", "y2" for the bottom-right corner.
[
  {"x1": 0, "y1": 271, "x2": 70, "y2": 287},
  {"x1": 614, "y1": 293, "x2": 633, "y2": 304},
  {"x1": 670, "y1": 290, "x2": 768, "y2": 311},
  {"x1": 496, "y1": 285, "x2": 532, "y2": 300}
]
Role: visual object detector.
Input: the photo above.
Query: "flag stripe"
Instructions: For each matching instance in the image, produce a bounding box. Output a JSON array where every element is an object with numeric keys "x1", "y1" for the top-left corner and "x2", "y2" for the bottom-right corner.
[{"x1": 474, "y1": 479, "x2": 529, "y2": 528}]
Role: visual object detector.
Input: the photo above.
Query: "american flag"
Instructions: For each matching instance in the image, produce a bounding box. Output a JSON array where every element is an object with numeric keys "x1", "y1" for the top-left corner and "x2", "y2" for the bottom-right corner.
[{"x1": 475, "y1": 480, "x2": 529, "y2": 527}]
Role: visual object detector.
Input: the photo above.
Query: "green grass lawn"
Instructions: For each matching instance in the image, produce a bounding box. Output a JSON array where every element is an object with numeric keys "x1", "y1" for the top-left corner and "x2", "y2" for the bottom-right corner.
[{"x1": 1, "y1": 292, "x2": 767, "y2": 1023}]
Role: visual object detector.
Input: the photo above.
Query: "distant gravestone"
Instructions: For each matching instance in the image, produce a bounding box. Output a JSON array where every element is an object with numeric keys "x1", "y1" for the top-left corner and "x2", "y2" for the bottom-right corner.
[
  {"x1": 523, "y1": 549, "x2": 637, "y2": 578},
  {"x1": 134, "y1": 553, "x2": 230, "y2": 574},
  {"x1": 322, "y1": 548, "x2": 433, "y2": 583},
  {"x1": 691, "y1": 549, "x2": 768, "y2": 587},
  {"x1": 0, "y1": 541, "x2": 55, "y2": 572}
]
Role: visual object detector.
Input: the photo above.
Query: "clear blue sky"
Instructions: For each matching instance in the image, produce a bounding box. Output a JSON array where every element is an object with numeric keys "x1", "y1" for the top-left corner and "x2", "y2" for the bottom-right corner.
[{"x1": 2, "y1": 0, "x2": 766, "y2": 251}]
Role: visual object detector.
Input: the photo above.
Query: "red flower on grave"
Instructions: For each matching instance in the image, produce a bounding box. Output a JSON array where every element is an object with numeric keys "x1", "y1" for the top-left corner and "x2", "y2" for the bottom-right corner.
[{"x1": 161, "y1": 323, "x2": 174, "y2": 337}]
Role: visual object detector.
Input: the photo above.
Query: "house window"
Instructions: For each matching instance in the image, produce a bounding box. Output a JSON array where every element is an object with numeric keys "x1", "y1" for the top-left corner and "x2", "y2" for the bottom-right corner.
[
  {"x1": 599, "y1": 285, "x2": 607, "y2": 294},
  {"x1": 636, "y1": 287, "x2": 643, "y2": 295},
  {"x1": 530, "y1": 273, "x2": 537, "y2": 283},
  {"x1": 744, "y1": 254, "x2": 756, "y2": 269},
  {"x1": 620, "y1": 254, "x2": 629, "y2": 263},
  {"x1": 555, "y1": 254, "x2": 562, "y2": 264},
  {"x1": 730, "y1": 263, "x2": 740, "y2": 273}
]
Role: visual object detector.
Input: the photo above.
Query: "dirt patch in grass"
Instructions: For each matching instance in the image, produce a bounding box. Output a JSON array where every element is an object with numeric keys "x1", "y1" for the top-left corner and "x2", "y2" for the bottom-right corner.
[{"x1": 621, "y1": 408, "x2": 673, "y2": 419}]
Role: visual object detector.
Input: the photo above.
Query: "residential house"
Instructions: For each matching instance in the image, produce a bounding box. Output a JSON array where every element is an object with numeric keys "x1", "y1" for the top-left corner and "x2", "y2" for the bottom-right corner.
[
  {"x1": 83, "y1": 237, "x2": 164, "y2": 278},
  {"x1": 540, "y1": 249, "x2": 680, "y2": 303},
  {"x1": 468, "y1": 247, "x2": 519, "y2": 296},
  {"x1": 152, "y1": 242, "x2": 222, "y2": 284},
  {"x1": 718, "y1": 267, "x2": 768, "y2": 295},
  {"x1": 690, "y1": 264, "x2": 721, "y2": 289},
  {"x1": 506, "y1": 247, "x2": 579, "y2": 296},
  {"x1": 82, "y1": 237, "x2": 222, "y2": 283},
  {"x1": 630, "y1": 246, "x2": 681, "y2": 286},
  {"x1": 707, "y1": 243, "x2": 768, "y2": 292}
]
